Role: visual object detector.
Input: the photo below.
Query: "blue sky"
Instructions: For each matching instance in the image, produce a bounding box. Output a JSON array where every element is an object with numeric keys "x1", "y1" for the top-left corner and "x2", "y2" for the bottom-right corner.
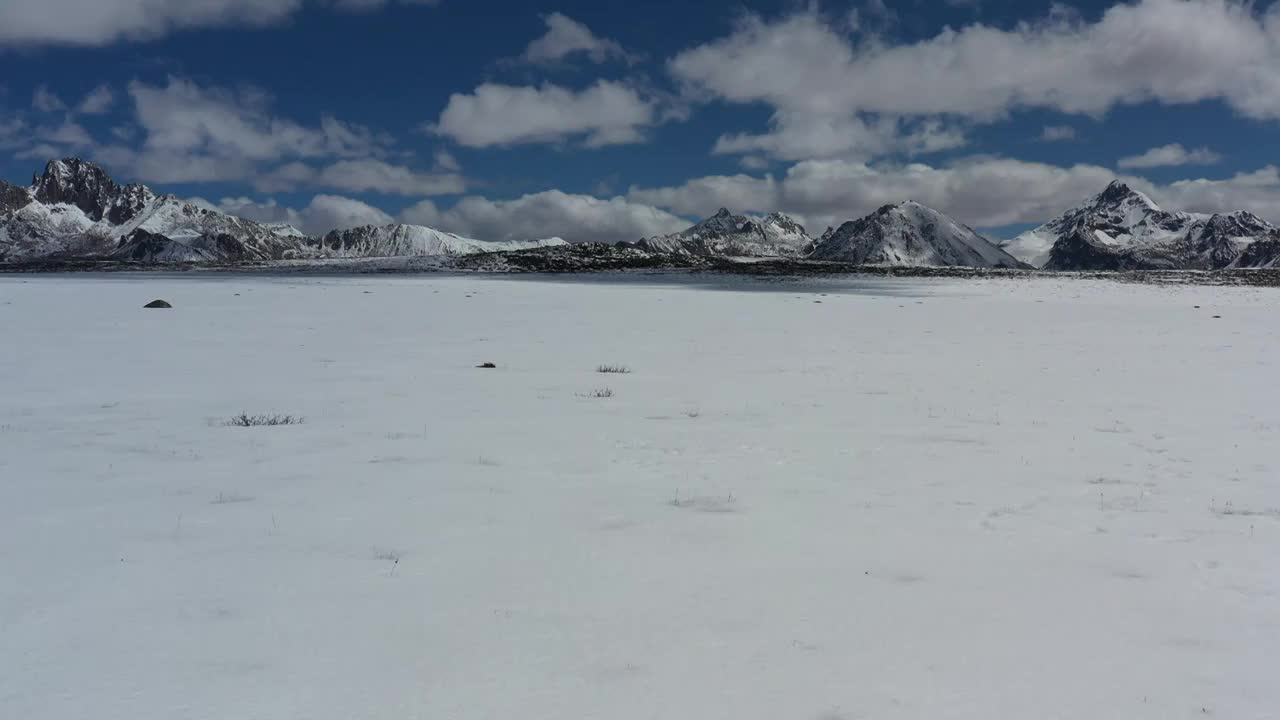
[{"x1": 1, "y1": 0, "x2": 1279, "y2": 242}]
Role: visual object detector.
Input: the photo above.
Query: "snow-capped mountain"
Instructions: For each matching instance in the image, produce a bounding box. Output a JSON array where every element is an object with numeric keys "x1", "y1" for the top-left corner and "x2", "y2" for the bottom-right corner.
[
  {"x1": 810, "y1": 201, "x2": 1026, "y2": 269},
  {"x1": 317, "y1": 224, "x2": 566, "y2": 258},
  {"x1": 1, "y1": 159, "x2": 310, "y2": 262},
  {"x1": 1, "y1": 158, "x2": 566, "y2": 264},
  {"x1": 631, "y1": 208, "x2": 814, "y2": 257},
  {"x1": 1001, "y1": 181, "x2": 1280, "y2": 270}
]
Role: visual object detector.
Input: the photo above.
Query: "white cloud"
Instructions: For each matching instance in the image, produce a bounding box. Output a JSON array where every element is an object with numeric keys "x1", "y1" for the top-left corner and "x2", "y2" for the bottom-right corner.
[
  {"x1": 432, "y1": 81, "x2": 658, "y2": 148},
  {"x1": 328, "y1": 0, "x2": 439, "y2": 9},
  {"x1": 128, "y1": 77, "x2": 384, "y2": 163},
  {"x1": 38, "y1": 121, "x2": 94, "y2": 147},
  {"x1": 631, "y1": 155, "x2": 1280, "y2": 232},
  {"x1": 75, "y1": 76, "x2": 396, "y2": 184},
  {"x1": 669, "y1": 1, "x2": 1280, "y2": 160},
  {"x1": 206, "y1": 194, "x2": 394, "y2": 235},
  {"x1": 32, "y1": 86, "x2": 66, "y2": 113},
  {"x1": 628, "y1": 173, "x2": 781, "y2": 221},
  {"x1": 1117, "y1": 143, "x2": 1223, "y2": 169},
  {"x1": 432, "y1": 149, "x2": 460, "y2": 172},
  {"x1": 254, "y1": 158, "x2": 465, "y2": 195},
  {"x1": 520, "y1": 12, "x2": 634, "y2": 65},
  {"x1": 629, "y1": 157, "x2": 1122, "y2": 232},
  {"x1": 15, "y1": 143, "x2": 66, "y2": 161},
  {"x1": 77, "y1": 85, "x2": 116, "y2": 115},
  {"x1": 711, "y1": 112, "x2": 967, "y2": 162},
  {"x1": 10, "y1": 76, "x2": 457, "y2": 198},
  {"x1": 1155, "y1": 166, "x2": 1280, "y2": 220},
  {"x1": 0, "y1": 0, "x2": 439, "y2": 47},
  {"x1": 400, "y1": 191, "x2": 690, "y2": 244},
  {"x1": 0, "y1": 118, "x2": 29, "y2": 147},
  {"x1": 195, "y1": 162, "x2": 1280, "y2": 242},
  {"x1": 201, "y1": 190, "x2": 687, "y2": 241},
  {"x1": 1040, "y1": 125, "x2": 1077, "y2": 142}
]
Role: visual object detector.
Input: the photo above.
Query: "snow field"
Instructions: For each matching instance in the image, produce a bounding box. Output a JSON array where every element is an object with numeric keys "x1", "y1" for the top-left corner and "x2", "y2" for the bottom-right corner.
[{"x1": 1, "y1": 273, "x2": 1277, "y2": 720}]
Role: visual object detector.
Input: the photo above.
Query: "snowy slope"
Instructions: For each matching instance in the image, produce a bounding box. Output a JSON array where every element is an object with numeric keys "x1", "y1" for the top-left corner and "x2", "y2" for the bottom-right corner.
[
  {"x1": 810, "y1": 201, "x2": 1026, "y2": 268},
  {"x1": 1003, "y1": 181, "x2": 1280, "y2": 270},
  {"x1": 2, "y1": 273, "x2": 1278, "y2": 720},
  {"x1": 0, "y1": 159, "x2": 311, "y2": 262},
  {"x1": 0, "y1": 158, "x2": 561, "y2": 263},
  {"x1": 633, "y1": 209, "x2": 814, "y2": 257},
  {"x1": 317, "y1": 223, "x2": 567, "y2": 257}
]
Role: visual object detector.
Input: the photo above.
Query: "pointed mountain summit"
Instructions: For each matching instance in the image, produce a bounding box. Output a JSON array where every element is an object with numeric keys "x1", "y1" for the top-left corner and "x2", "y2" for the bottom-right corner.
[
  {"x1": 1002, "y1": 180, "x2": 1280, "y2": 270},
  {"x1": 810, "y1": 201, "x2": 1026, "y2": 268},
  {"x1": 31, "y1": 158, "x2": 155, "y2": 225},
  {"x1": 1, "y1": 157, "x2": 566, "y2": 264},
  {"x1": 1, "y1": 158, "x2": 311, "y2": 262},
  {"x1": 632, "y1": 208, "x2": 814, "y2": 257},
  {"x1": 1001, "y1": 181, "x2": 1164, "y2": 268}
]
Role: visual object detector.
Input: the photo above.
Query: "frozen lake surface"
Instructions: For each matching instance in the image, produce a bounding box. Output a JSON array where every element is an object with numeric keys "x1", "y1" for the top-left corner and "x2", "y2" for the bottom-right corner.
[{"x1": 2, "y1": 272, "x2": 1278, "y2": 719}]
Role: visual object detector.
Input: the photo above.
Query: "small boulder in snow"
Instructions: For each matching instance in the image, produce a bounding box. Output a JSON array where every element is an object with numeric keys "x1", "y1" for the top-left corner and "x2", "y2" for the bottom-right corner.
[{"x1": 144, "y1": 299, "x2": 172, "y2": 309}]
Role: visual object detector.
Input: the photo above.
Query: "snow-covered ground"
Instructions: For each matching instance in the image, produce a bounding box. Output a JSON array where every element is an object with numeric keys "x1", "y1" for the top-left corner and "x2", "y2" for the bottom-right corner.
[{"x1": 2, "y1": 273, "x2": 1278, "y2": 720}]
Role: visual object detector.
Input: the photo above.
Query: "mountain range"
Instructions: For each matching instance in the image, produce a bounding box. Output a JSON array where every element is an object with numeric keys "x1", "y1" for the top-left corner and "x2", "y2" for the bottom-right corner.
[
  {"x1": 626, "y1": 208, "x2": 814, "y2": 258},
  {"x1": 0, "y1": 159, "x2": 563, "y2": 263},
  {"x1": 1000, "y1": 181, "x2": 1280, "y2": 270},
  {"x1": 3, "y1": 158, "x2": 1279, "y2": 270}
]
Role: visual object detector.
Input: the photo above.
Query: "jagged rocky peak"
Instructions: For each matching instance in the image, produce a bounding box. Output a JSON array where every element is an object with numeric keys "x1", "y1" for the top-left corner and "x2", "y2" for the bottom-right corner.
[
  {"x1": 633, "y1": 208, "x2": 814, "y2": 258},
  {"x1": 1007, "y1": 177, "x2": 1280, "y2": 271},
  {"x1": 30, "y1": 157, "x2": 154, "y2": 224},
  {"x1": 1094, "y1": 180, "x2": 1159, "y2": 210},
  {"x1": 33, "y1": 158, "x2": 118, "y2": 207},
  {"x1": 700, "y1": 207, "x2": 749, "y2": 231},
  {"x1": 762, "y1": 211, "x2": 806, "y2": 233},
  {"x1": 1, "y1": 179, "x2": 33, "y2": 213},
  {"x1": 1202, "y1": 210, "x2": 1270, "y2": 236}
]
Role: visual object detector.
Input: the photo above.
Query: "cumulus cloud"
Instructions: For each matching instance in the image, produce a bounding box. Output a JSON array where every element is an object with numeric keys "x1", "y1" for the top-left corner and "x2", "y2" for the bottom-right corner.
[
  {"x1": 254, "y1": 158, "x2": 464, "y2": 195},
  {"x1": 669, "y1": 1, "x2": 1280, "y2": 160},
  {"x1": 196, "y1": 162, "x2": 1280, "y2": 241},
  {"x1": 32, "y1": 86, "x2": 66, "y2": 113},
  {"x1": 1155, "y1": 166, "x2": 1280, "y2": 220},
  {"x1": 38, "y1": 121, "x2": 95, "y2": 148},
  {"x1": 69, "y1": 76, "x2": 400, "y2": 185},
  {"x1": 432, "y1": 81, "x2": 659, "y2": 148},
  {"x1": 400, "y1": 191, "x2": 690, "y2": 244},
  {"x1": 0, "y1": 118, "x2": 29, "y2": 147},
  {"x1": 630, "y1": 155, "x2": 1280, "y2": 232},
  {"x1": 1117, "y1": 143, "x2": 1222, "y2": 169},
  {"x1": 711, "y1": 113, "x2": 967, "y2": 162},
  {"x1": 203, "y1": 194, "x2": 394, "y2": 235},
  {"x1": 128, "y1": 77, "x2": 385, "y2": 163},
  {"x1": 10, "y1": 75, "x2": 459, "y2": 201},
  {"x1": 1040, "y1": 126, "x2": 1077, "y2": 142},
  {"x1": 520, "y1": 12, "x2": 635, "y2": 65},
  {"x1": 629, "y1": 157, "x2": 1123, "y2": 232},
  {"x1": 77, "y1": 85, "x2": 116, "y2": 115},
  {"x1": 432, "y1": 149, "x2": 460, "y2": 172},
  {"x1": 0, "y1": 0, "x2": 440, "y2": 47}
]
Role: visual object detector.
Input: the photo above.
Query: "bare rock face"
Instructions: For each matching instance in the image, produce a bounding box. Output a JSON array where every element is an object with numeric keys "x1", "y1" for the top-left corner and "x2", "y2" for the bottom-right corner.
[
  {"x1": 0, "y1": 180, "x2": 32, "y2": 214},
  {"x1": 32, "y1": 158, "x2": 154, "y2": 225}
]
